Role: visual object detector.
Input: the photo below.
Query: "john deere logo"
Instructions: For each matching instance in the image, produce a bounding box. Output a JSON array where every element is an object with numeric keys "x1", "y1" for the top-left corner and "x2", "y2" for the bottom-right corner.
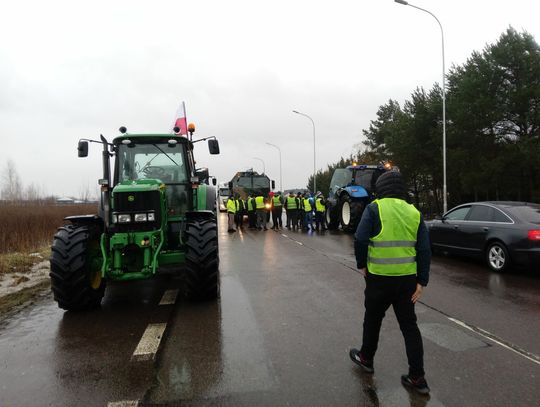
[{"x1": 128, "y1": 195, "x2": 135, "y2": 202}]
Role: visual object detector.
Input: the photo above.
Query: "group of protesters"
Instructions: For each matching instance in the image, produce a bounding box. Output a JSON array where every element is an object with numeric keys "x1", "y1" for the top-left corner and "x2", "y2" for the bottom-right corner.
[{"x1": 226, "y1": 191, "x2": 328, "y2": 233}]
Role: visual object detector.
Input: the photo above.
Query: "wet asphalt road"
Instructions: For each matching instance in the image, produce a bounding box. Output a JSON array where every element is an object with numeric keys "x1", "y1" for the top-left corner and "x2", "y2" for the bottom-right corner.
[{"x1": 1, "y1": 212, "x2": 539, "y2": 406}]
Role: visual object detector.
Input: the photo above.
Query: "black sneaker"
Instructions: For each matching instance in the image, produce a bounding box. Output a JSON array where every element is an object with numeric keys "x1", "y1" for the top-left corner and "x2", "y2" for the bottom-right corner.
[
  {"x1": 349, "y1": 348, "x2": 374, "y2": 373},
  {"x1": 401, "y1": 375, "x2": 430, "y2": 395}
]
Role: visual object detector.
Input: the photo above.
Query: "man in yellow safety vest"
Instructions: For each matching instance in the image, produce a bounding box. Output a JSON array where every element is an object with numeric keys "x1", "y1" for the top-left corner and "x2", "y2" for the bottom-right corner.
[
  {"x1": 349, "y1": 171, "x2": 431, "y2": 395},
  {"x1": 255, "y1": 193, "x2": 267, "y2": 230},
  {"x1": 226, "y1": 194, "x2": 238, "y2": 233}
]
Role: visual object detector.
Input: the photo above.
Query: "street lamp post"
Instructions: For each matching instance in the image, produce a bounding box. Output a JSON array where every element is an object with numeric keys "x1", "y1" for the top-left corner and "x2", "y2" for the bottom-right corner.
[
  {"x1": 266, "y1": 142, "x2": 282, "y2": 192},
  {"x1": 252, "y1": 157, "x2": 266, "y2": 175},
  {"x1": 395, "y1": 0, "x2": 447, "y2": 213},
  {"x1": 292, "y1": 110, "x2": 316, "y2": 194}
]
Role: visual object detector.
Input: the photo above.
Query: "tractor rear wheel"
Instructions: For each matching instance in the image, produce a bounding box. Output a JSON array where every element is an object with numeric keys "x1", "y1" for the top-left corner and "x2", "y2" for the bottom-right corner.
[
  {"x1": 184, "y1": 218, "x2": 220, "y2": 300},
  {"x1": 340, "y1": 195, "x2": 365, "y2": 233},
  {"x1": 50, "y1": 224, "x2": 105, "y2": 311}
]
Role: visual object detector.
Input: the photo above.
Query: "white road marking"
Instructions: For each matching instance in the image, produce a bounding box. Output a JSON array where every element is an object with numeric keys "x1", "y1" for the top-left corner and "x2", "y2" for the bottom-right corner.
[
  {"x1": 281, "y1": 234, "x2": 288, "y2": 237},
  {"x1": 131, "y1": 323, "x2": 167, "y2": 362},
  {"x1": 295, "y1": 241, "x2": 303, "y2": 245},
  {"x1": 448, "y1": 317, "x2": 540, "y2": 366},
  {"x1": 107, "y1": 401, "x2": 139, "y2": 407},
  {"x1": 159, "y1": 289, "x2": 179, "y2": 305}
]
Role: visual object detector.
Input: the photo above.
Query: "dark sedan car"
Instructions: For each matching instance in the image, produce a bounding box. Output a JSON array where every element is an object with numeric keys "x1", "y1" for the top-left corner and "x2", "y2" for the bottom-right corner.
[{"x1": 427, "y1": 201, "x2": 540, "y2": 272}]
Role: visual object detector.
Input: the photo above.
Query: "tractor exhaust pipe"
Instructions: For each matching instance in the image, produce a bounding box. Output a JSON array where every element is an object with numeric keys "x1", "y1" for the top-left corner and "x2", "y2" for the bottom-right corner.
[{"x1": 100, "y1": 134, "x2": 111, "y2": 228}]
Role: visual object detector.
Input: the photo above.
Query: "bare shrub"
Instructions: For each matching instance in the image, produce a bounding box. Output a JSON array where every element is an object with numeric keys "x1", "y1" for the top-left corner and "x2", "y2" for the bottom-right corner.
[{"x1": 0, "y1": 203, "x2": 98, "y2": 254}]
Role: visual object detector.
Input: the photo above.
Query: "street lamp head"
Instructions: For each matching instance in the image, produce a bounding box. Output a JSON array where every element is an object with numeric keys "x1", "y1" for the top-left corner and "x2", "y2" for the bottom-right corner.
[{"x1": 395, "y1": 0, "x2": 409, "y2": 5}]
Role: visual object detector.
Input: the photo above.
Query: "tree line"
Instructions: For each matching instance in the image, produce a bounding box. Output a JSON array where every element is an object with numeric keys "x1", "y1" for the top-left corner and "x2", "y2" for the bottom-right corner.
[
  {"x1": 308, "y1": 27, "x2": 540, "y2": 216},
  {"x1": 1, "y1": 159, "x2": 95, "y2": 204}
]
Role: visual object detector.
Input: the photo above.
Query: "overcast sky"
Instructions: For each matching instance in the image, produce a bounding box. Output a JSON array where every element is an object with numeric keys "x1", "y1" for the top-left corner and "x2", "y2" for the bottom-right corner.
[{"x1": 2, "y1": 0, "x2": 540, "y2": 198}]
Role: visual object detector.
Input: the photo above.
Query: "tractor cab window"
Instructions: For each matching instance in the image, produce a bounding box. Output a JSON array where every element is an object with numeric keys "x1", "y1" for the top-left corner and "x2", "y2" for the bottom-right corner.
[
  {"x1": 118, "y1": 143, "x2": 188, "y2": 184},
  {"x1": 329, "y1": 168, "x2": 352, "y2": 195},
  {"x1": 354, "y1": 169, "x2": 385, "y2": 192},
  {"x1": 116, "y1": 142, "x2": 189, "y2": 215}
]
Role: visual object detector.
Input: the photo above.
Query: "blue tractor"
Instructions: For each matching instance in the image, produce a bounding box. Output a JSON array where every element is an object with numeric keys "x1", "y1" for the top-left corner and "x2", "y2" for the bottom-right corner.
[{"x1": 325, "y1": 164, "x2": 389, "y2": 233}]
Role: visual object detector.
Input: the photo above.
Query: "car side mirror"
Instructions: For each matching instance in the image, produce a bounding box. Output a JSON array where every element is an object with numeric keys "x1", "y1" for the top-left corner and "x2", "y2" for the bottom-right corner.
[
  {"x1": 208, "y1": 139, "x2": 220, "y2": 155},
  {"x1": 78, "y1": 140, "x2": 89, "y2": 157},
  {"x1": 271, "y1": 180, "x2": 275, "y2": 190}
]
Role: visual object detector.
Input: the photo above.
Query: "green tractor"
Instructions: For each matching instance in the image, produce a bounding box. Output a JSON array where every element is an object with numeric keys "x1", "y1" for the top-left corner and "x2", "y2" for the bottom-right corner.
[{"x1": 49, "y1": 125, "x2": 221, "y2": 311}]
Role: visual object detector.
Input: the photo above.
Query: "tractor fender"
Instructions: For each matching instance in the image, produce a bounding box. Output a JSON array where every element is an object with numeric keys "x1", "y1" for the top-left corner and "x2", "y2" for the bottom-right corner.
[
  {"x1": 185, "y1": 210, "x2": 215, "y2": 222},
  {"x1": 64, "y1": 215, "x2": 104, "y2": 231},
  {"x1": 345, "y1": 186, "x2": 368, "y2": 199},
  {"x1": 195, "y1": 184, "x2": 218, "y2": 213}
]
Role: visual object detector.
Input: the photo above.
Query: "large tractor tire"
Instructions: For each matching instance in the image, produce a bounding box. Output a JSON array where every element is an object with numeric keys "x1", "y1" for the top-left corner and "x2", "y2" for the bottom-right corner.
[
  {"x1": 340, "y1": 195, "x2": 365, "y2": 233},
  {"x1": 50, "y1": 224, "x2": 106, "y2": 311},
  {"x1": 326, "y1": 205, "x2": 339, "y2": 230},
  {"x1": 185, "y1": 218, "x2": 220, "y2": 301}
]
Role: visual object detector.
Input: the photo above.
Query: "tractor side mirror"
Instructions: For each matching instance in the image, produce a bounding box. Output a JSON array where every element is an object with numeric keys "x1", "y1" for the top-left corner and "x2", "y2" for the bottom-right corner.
[
  {"x1": 78, "y1": 140, "x2": 89, "y2": 157},
  {"x1": 208, "y1": 139, "x2": 220, "y2": 154},
  {"x1": 212, "y1": 178, "x2": 217, "y2": 186},
  {"x1": 272, "y1": 180, "x2": 275, "y2": 190}
]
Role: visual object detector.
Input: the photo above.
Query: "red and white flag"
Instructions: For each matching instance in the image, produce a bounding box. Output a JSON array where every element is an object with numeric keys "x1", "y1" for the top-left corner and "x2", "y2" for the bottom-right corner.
[{"x1": 171, "y1": 101, "x2": 188, "y2": 135}]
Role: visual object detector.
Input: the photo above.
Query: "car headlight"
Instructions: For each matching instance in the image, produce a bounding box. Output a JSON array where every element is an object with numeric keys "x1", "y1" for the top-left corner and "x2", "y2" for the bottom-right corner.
[
  {"x1": 147, "y1": 212, "x2": 155, "y2": 222},
  {"x1": 118, "y1": 214, "x2": 131, "y2": 223},
  {"x1": 134, "y1": 213, "x2": 147, "y2": 222}
]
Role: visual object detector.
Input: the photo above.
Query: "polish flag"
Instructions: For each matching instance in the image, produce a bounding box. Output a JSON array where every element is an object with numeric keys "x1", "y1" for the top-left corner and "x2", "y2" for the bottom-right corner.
[{"x1": 172, "y1": 101, "x2": 188, "y2": 135}]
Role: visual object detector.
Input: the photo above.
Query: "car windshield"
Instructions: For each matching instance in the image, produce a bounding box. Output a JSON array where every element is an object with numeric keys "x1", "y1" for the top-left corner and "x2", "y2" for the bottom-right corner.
[
  {"x1": 117, "y1": 143, "x2": 188, "y2": 184},
  {"x1": 508, "y1": 204, "x2": 540, "y2": 224}
]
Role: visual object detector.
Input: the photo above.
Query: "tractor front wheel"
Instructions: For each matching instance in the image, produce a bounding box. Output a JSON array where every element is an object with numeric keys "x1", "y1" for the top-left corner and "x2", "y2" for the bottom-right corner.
[
  {"x1": 50, "y1": 224, "x2": 105, "y2": 311},
  {"x1": 184, "y1": 218, "x2": 220, "y2": 300},
  {"x1": 340, "y1": 195, "x2": 365, "y2": 233}
]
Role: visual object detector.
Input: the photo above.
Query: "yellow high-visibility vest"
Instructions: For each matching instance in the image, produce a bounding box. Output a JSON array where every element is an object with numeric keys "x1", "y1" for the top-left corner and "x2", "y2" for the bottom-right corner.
[
  {"x1": 303, "y1": 198, "x2": 312, "y2": 212},
  {"x1": 286, "y1": 196, "x2": 297, "y2": 209},
  {"x1": 367, "y1": 198, "x2": 420, "y2": 276},
  {"x1": 255, "y1": 196, "x2": 265, "y2": 209},
  {"x1": 226, "y1": 198, "x2": 236, "y2": 214},
  {"x1": 315, "y1": 198, "x2": 325, "y2": 212}
]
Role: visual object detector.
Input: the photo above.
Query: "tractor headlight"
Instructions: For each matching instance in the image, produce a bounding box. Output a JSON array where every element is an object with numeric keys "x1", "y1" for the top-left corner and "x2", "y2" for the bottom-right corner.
[
  {"x1": 112, "y1": 214, "x2": 118, "y2": 223},
  {"x1": 134, "y1": 213, "x2": 147, "y2": 222},
  {"x1": 147, "y1": 212, "x2": 155, "y2": 222},
  {"x1": 118, "y1": 214, "x2": 131, "y2": 223}
]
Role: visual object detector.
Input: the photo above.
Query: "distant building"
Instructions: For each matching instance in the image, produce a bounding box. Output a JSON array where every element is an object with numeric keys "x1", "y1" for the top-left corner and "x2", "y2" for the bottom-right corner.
[{"x1": 56, "y1": 197, "x2": 75, "y2": 205}]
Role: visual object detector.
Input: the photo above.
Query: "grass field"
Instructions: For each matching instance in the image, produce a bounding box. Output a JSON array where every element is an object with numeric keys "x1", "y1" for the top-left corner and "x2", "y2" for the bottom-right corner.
[{"x1": 0, "y1": 203, "x2": 97, "y2": 275}]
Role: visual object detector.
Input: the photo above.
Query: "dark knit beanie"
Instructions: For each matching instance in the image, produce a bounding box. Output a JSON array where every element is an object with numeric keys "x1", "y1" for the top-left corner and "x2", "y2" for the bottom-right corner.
[{"x1": 375, "y1": 171, "x2": 407, "y2": 199}]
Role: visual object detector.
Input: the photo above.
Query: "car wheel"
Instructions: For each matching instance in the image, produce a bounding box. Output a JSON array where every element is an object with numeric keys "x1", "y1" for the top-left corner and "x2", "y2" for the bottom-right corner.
[{"x1": 485, "y1": 242, "x2": 510, "y2": 272}]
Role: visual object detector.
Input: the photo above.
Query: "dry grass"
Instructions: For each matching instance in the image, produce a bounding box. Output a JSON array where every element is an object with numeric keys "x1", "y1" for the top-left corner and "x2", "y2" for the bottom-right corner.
[
  {"x1": 0, "y1": 203, "x2": 97, "y2": 254},
  {"x1": 0, "y1": 247, "x2": 50, "y2": 276}
]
